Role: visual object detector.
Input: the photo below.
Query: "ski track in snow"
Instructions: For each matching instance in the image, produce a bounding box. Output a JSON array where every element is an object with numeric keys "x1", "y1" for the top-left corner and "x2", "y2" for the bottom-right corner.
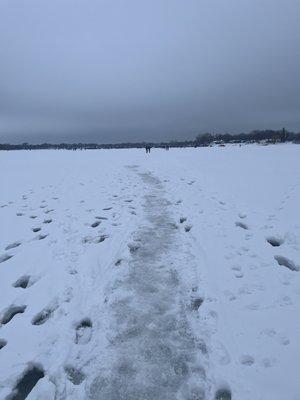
[{"x1": 0, "y1": 145, "x2": 300, "y2": 400}]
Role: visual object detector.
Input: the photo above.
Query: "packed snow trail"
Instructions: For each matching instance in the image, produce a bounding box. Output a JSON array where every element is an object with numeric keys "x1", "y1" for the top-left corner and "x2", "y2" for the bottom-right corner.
[{"x1": 88, "y1": 170, "x2": 209, "y2": 399}]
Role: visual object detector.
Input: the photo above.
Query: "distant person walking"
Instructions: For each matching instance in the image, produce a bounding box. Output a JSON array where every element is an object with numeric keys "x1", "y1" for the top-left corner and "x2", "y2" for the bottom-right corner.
[{"x1": 145, "y1": 146, "x2": 151, "y2": 154}]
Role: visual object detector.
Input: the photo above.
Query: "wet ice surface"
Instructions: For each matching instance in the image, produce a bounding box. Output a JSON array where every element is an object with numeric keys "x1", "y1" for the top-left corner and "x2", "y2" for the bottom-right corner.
[{"x1": 88, "y1": 171, "x2": 207, "y2": 400}]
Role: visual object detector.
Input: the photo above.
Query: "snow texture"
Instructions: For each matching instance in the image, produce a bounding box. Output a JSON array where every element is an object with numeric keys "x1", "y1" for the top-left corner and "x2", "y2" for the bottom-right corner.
[{"x1": 0, "y1": 144, "x2": 300, "y2": 399}]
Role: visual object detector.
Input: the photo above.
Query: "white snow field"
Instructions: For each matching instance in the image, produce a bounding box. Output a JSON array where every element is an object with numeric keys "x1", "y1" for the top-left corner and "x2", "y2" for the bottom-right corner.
[{"x1": 0, "y1": 144, "x2": 300, "y2": 400}]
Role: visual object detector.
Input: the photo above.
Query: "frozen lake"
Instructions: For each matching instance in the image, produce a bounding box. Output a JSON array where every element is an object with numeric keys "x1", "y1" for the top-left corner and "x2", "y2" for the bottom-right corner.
[{"x1": 1, "y1": 144, "x2": 300, "y2": 399}]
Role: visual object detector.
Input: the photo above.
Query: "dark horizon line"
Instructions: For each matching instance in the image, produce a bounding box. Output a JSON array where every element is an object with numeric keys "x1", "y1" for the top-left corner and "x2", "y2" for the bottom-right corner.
[
  {"x1": 1, "y1": 127, "x2": 299, "y2": 147},
  {"x1": 1, "y1": 128, "x2": 300, "y2": 150}
]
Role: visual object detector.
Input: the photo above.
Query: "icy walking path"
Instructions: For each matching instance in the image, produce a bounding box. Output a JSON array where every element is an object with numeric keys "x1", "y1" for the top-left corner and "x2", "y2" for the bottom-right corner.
[{"x1": 88, "y1": 170, "x2": 210, "y2": 400}]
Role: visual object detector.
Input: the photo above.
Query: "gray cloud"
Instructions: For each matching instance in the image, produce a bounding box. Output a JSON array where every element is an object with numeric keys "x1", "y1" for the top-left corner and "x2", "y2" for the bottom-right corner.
[{"x1": 1, "y1": 0, "x2": 300, "y2": 143}]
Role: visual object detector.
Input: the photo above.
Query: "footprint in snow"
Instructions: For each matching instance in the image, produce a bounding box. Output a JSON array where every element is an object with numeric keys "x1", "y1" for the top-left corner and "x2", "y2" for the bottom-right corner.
[
  {"x1": 246, "y1": 303, "x2": 260, "y2": 311},
  {"x1": 0, "y1": 339, "x2": 7, "y2": 349},
  {"x1": 5, "y1": 241, "x2": 21, "y2": 251},
  {"x1": 13, "y1": 275, "x2": 34, "y2": 289},
  {"x1": 235, "y1": 221, "x2": 249, "y2": 230},
  {"x1": 0, "y1": 254, "x2": 13, "y2": 263},
  {"x1": 83, "y1": 235, "x2": 108, "y2": 244},
  {"x1": 75, "y1": 318, "x2": 93, "y2": 344},
  {"x1": 128, "y1": 243, "x2": 140, "y2": 254},
  {"x1": 64, "y1": 365, "x2": 86, "y2": 385},
  {"x1": 234, "y1": 271, "x2": 244, "y2": 278},
  {"x1": 191, "y1": 298, "x2": 204, "y2": 310},
  {"x1": 185, "y1": 225, "x2": 192, "y2": 232},
  {"x1": 91, "y1": 221, "x2": 101, "y2": 228},
  {"x1": 43, "y1": 218, "x2": 52, "y2": 224},
  {"x1": 169, "y1": 222, "x2": 178, "y2": 230},
  {"x1": 0, "y1": 305, "x2": 26, "y2": 325},
  {"x1": 7, "y1": 365, "x2": 45, "y2": 399},
  {"x1": 36, "y1": 234, "x2": 48, "y2": 240},
  {"x1": 31, "y1": 304, "x2": 56, "y2": 325},
  {"x1": 68, "y1": 267, "x2": 78, "y2": 275},
  {"x1": 82, "y1": 236, "x2": 92, "y2": 244},
  {"x1": 44, "y1": 209, "x2": 54, "y2": 214},
  {"x1": 32, "y1": 227, "x2": 41, "y2": 233},
  {"x1": 239, "y1": 355, "x2": 255, "y2": 366},
  {"x1": 94, "y1": 235, "x2": 108, "y2": 243},
  {"x1": 266, "y1": 236, "x2": 284, "y2": 247},
  {"x1": 274, "y1": 255, "x2": 299, "y2": 271},
  {"x1": 215, "y1": 387, "x2": 232, "y2": 400}
]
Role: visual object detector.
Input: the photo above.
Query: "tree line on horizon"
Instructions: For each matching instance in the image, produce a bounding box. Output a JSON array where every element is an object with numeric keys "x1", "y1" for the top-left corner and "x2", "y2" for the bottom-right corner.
[
  {"x1": 195, "y1": 128, "x2": 299, "y2": 145},
  {"x1": 1, "y1": 129, "x2": 299, "y2": 151}
]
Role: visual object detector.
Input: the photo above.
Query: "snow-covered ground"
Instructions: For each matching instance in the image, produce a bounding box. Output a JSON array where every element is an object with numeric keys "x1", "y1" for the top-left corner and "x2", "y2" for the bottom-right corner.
[{"x1": 0, "y1": 144, "x2": 299, "y2": 400}]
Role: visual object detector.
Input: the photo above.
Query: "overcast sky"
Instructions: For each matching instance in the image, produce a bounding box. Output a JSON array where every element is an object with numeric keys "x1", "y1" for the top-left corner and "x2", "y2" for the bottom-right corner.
[{"x1": 1, "y1": 0, "x2": 300, "y2": 143}]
